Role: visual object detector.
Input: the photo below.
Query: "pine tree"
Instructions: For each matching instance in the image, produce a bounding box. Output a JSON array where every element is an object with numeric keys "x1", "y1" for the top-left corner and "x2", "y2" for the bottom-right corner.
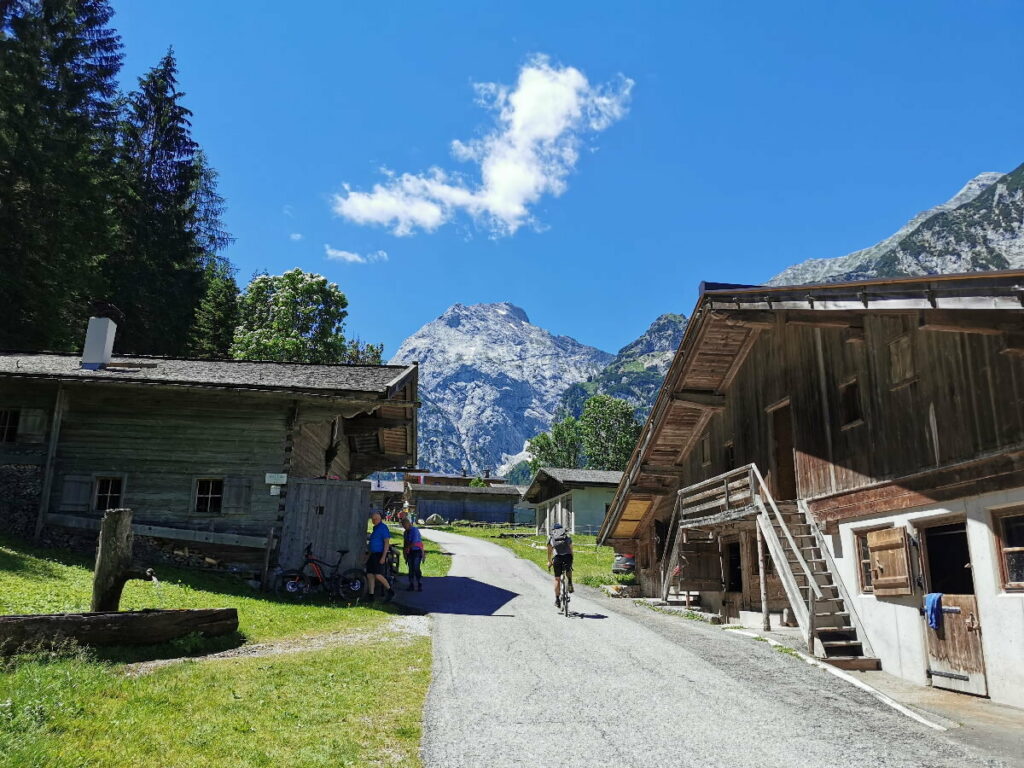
[
  {"x1": 186, "y1": 265, "x2": 239, "y2": 359},
  {"x1": 0, "y1": 0, "x2": 122, "y2": 350},
  {"x1": 106, "y1": 48, "x2": 203, "y2": 355}
]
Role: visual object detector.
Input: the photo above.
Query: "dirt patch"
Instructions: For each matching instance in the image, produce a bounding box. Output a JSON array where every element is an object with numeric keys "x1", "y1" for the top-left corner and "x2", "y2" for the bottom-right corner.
[{"x1": 124, "y1": 614, "x2": 431, "y2": 676}]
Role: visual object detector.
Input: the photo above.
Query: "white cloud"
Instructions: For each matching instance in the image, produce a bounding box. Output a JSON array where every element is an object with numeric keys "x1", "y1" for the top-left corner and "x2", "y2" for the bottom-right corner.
[
  {"x1": 282, "y1": 204, "x2": 294, "y2": 218},
  {"x1": 331, "y1": 55, "x2": 632, "y2": 237},
  {"x1": 289, "y1": 233, "x2": 303, "y2": 241},
  {"x1": 324, "y1": 245, "x2": 389, "y2": 264}
]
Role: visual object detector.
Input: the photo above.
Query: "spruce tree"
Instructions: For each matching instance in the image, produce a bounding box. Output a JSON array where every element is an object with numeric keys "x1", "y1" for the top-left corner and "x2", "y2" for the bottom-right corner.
[
  {"x1": 0, "y1": 0, "x2": 122, "y2": 350},
  {"x1": 187, "y1": 265, "x2": 239, "y2": 359},
  {"x1": 107, "y1": 48, "x2": 203, "y2": 355}
]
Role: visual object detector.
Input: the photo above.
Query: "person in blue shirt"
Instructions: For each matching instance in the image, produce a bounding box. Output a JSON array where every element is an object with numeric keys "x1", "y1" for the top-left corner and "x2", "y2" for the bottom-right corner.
[
  {"x1": 402, "y1": 517, "x2": 425, "y2": 591},
  {"x1": 366, "y1": 511, "x2": 395, "y2": 602}
]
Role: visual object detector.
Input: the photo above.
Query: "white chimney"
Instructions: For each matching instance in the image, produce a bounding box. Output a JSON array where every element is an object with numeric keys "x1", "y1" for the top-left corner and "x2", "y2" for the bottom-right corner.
[{"x1": 81, "y1": 316, "x2": 117, "y2": 370}]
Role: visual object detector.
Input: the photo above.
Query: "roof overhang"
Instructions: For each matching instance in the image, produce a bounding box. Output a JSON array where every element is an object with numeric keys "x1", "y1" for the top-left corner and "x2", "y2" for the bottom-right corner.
[{"x1": 598, "y1": 270, "x2": 1024, "y2": 544}]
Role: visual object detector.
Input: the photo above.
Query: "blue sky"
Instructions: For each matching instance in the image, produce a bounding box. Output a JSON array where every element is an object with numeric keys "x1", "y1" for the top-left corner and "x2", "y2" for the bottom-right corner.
[{"x1": 109, "y1": 1, "x2": 1024, "y2": 358}]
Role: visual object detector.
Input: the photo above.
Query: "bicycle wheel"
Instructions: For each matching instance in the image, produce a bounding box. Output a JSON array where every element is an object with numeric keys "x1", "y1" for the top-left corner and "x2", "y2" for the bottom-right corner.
[
  {"x1": 336, "y1": 568, "x2": 368, "y2": 601},
  {"x1": 274, "y1": 570, "x2": 309, "y2": 600},
  {"x1": 562, "y1": 577, "x2": 570, "y2": 617}
]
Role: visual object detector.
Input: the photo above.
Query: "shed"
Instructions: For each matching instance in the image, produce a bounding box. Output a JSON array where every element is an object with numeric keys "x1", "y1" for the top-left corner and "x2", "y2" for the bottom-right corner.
[
  {"x1": 405, "y1": 482, "x2": 522, "y2": 524},
  {"x1": 524, "y1": 468, "x2": 622, "y2": 536}
]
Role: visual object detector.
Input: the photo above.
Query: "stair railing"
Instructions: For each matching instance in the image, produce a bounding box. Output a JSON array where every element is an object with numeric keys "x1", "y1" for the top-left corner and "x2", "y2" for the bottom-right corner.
[{"x1": 801, "y1": 500, "x2": 875, "y2": 657}]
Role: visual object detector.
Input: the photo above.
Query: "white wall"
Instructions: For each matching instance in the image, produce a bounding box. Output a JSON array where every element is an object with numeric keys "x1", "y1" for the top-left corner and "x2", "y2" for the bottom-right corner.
[
  {"x1": 535, "y1": 486, "x2": 614, "y2": 535},
  {"x1": 825, "y1": 486, "x2": 1024, "y2": 709}
]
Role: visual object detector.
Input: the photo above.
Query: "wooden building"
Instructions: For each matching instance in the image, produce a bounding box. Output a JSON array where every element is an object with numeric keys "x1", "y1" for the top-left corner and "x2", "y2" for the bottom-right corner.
[
  {"x1": 599, "y1": 271, "x2": 1024, "y2": 708},
  {"x1": 404, "y1": 482, "x2": 521, "y2": 524},
  {"x1": 524, "y1": 468, "x2": 621, "y2": 536},
  {"x1": 0, "y1": 319, "x2": 418, "y2": 577}
]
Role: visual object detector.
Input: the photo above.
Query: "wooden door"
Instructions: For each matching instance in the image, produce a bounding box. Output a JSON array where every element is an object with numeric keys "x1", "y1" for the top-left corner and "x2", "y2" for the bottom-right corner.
[
  {"x1": 925, "y1": 594, "x2": 987, "y2": 696},
  {"x1": 278, "y1": 480, "x2": 370, "y2": 571},
  {"x1": 922, "y1": 522, "x2": 987, "y2": 696},
  {"x1": 770, "y1": 404, "x2": 797, "y2": 500}
]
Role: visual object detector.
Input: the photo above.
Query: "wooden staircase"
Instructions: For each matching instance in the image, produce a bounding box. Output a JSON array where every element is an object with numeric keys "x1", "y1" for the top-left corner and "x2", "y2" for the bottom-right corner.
[
  {"x1": 665, "y1": 464, "x2": 879, "y2": 671},
  {"x1": 767, "y1": 501, "x2": 880, "y2": 671}
]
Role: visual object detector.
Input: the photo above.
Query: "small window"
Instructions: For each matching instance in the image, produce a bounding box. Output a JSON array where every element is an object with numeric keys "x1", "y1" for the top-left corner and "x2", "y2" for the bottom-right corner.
[
  {"x1": 855, "y1": 528, "x2": 878, "y2": 593},
  {"x1": 700, "y1": 434, "x2": 711, "y2": 466},
  {"x1": 723, "y1": 442, "x2": 736, "y2": 471},
  {"x1": 0, "y1": 409, "x2": 18, "y2": 442},
  {"x1": 195, "y1": 479, "x2": 224, "y2": 514},
  {"x1": 995, "y1": 510, "x2": 1024, "y2": 590},
  {"x1": 889, "y1": 335, "x2": 915, "y2": 386},
  {"x1": 94, "y1": 477, "x2": 123, "y2": 512},
  {"x1": 839, "y1": 379, "x2": 863, "y2": 428}
]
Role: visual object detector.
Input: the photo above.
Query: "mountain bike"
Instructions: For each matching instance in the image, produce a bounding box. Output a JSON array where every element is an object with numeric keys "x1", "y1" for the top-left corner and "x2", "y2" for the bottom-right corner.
[
  {"x1": 274, "y1": 544, "x2": 367, "y2": 602},
  {"x1": 559, "y1": 569, "x2": 572, "y2": 617}
]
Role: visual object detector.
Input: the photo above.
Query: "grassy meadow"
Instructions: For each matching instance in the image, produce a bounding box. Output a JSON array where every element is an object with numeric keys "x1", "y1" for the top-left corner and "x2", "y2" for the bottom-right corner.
[
  {"x1": 0, "y1": 534, "x2": 451, "y2": 767},
  {"x1": 433, "y1": 525, "x2": 635, "y2": 588}
]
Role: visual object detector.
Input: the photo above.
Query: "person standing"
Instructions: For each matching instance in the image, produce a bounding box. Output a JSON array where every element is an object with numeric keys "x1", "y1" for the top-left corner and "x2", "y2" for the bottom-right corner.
[
  {"x1": 366, "y1": 511, "x2": 395, "y2": 602},
  {"x1": 402, "y1": 517, "x2": 425, "y2": 591}
]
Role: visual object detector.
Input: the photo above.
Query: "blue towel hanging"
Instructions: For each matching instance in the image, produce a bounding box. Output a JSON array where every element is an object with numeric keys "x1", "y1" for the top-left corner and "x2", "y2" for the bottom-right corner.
[{"x1": 924, "y1": 593, "x2": 943, "y2": 630}]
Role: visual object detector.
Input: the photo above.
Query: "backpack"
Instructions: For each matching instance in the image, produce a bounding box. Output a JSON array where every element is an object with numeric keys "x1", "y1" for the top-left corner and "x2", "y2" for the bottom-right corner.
[{"x1": 550, "y1": 530, "x2": 572, "y2": 556}]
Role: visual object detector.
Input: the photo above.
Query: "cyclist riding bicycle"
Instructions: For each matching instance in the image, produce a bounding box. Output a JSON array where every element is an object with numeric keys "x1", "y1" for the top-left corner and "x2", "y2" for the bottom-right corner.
[{"x1": 546, "y1": 522, "x2": 574, "y2": 609}]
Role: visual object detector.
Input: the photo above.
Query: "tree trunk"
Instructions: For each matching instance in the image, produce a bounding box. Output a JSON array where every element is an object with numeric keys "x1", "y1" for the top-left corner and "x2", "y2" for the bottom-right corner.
[{"x1": 91, "y1": 508, "x2": 138, "y2": 612}]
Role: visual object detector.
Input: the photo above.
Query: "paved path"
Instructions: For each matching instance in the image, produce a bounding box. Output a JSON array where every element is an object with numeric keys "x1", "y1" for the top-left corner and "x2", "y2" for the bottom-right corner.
[{"x1": 397, "y1": 530, "x2": 1016, "y2": 768}]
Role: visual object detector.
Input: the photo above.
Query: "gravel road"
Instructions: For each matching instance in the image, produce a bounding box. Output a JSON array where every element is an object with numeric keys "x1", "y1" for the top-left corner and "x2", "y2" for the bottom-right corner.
[{"x1": 397, "y1": 529, "x2": 1015, "y2": 768}]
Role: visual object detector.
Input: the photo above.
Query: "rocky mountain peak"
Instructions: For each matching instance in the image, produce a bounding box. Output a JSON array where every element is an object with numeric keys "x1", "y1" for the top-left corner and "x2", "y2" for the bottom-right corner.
[{"x1": 390, "y1": 303, "x2": 611, "y2": 474}]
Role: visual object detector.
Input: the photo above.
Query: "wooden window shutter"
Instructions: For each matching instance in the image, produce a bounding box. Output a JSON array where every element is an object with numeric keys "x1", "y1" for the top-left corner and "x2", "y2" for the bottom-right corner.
[
  {"x1": 866, "y1": 527, "x2": 913, "y2": 597},
  {"x1": 677, "y1": 539, "x2": 724, "y2": 590},
  {"x1": 16, "y1": 408, "x2": 47, "y2": 443},
  {"x1": 221, "y1": 476, "x2": 253, "y2": 515},
  {"x1": 59, "y1": 475, "x2": 93, "y2": 513}
]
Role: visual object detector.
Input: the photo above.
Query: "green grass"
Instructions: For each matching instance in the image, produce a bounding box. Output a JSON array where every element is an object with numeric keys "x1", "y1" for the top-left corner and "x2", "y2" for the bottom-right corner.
[
  {"x1": 0, "y1": 534, "x2": 436, "y2": 767},
  {"x1": 432, "y1": 525, "x2": 635, "y2": 588}
]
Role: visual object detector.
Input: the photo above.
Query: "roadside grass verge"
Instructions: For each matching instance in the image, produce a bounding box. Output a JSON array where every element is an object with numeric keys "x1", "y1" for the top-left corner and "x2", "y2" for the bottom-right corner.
[
  {"x1": 386, "y1": 528, "x2": 452, "y2": 582},
  {"x1": 0, "y1": 535, "x2": 433, "y2": 767},
  {"x1": 431, "y1": 525, "x2": 635, "y2": 588}
]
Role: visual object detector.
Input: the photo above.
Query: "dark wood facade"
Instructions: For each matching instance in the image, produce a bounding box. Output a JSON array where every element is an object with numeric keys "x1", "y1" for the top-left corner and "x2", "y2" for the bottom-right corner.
[
  {"x1": 600, "y1": 272, "x2": 1024, "y2": 595},
  {"x1": 0, "y1": 352, "x2": 418, "y2": 572}
]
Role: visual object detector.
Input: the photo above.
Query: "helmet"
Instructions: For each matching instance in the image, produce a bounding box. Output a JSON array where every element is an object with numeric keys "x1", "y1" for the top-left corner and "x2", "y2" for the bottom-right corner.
[{"x1": 552, "y1": 522, "x2": 564, "y2": 530}]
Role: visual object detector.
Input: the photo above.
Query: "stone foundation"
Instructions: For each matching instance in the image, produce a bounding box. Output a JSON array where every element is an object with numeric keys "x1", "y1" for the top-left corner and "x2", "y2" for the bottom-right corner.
[{"x1": 0, "y1": 464, "x2": 42, "y2": 538}]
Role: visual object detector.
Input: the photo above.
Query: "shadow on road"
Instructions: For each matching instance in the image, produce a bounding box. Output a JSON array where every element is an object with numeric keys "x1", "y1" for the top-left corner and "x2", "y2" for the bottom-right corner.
[{"x1": 393, "y1": 575, "x2": 519, "y2": 617}]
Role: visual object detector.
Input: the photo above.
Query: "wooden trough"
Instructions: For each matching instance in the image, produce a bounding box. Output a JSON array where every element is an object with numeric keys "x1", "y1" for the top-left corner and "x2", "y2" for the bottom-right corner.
[{"x1": 0, "y1": 608, "x2": 239, "y2": 654}]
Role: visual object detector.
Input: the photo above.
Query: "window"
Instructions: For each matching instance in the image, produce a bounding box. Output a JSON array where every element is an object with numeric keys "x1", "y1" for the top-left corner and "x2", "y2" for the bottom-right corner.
[
  {"x1": 723, "y1": 442, "x2": 736, "y2": 471},
  {"x1": 700, "y1": 433, "x2": 711, "y2": 466},
  {"x1": 839, "y1": 378, "x2": 863, "y2": 428},
  {"x1": 855, "y1": 528, "x2": 880, "y2": 593},
  {"x1": 195, "y1": 479, "x2": 224, "y2": 514},
  {"x1": 94, "y1": 477, "x2": 123, "y2": 512},
  {"x1": 0, "y1": 409, "x2": 18, "y2": 442},
  {"x1": 889, "y1": 335, "x2": 915, "y2": 386},
  {"x1": 995, "y1": 510, "x2": 1024, "y2": 590}
]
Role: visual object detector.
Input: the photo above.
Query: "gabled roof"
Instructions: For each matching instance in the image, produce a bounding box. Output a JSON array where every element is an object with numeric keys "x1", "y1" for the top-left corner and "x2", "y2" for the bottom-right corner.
[
  {"x1": 405, "y1": 483, "x2": 523, "y2": 497},
  {"x1": 599, "y1": 269, "x2": 1024, "y2": 544},
  {"x1": 0, "y1": 352, "x2": 416, "y2": 401},
  {"x1": 523, "y1": 467, "x2": 623, "y2": 503}
]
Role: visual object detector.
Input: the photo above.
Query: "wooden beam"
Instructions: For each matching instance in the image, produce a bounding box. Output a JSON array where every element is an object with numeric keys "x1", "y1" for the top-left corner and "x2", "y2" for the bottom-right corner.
[
  {"x1": 45, "y1": 514, "x2": 271, "y2": 549},
  {"x1": 671, "y1": 389, "x2": 725, "y2": 409},
  {"x1": 343, "y1": 416, "x2": 412, "y2": 434},
  {"x1": 918, "y1": 310, "x2": 1023, "y2": 335},
  {"x1": 640, "y1": 464, "x2": 687, "y2": 476},
  {"x1": 711, "y1": 310, "x2": 776, "y2": 329},
  {"x1": 1001, "y1": 333, "x2": 1024, "y2": 356},
  {"x1": 629, "y1": 484, "x2": 670, "y2": 496}
]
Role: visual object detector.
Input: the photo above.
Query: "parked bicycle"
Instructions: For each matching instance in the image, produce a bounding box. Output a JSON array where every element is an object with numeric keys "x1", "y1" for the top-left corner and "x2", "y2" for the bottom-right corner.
[{"x1": 274, "y1": 544, "x2": 368, "y2": 602}]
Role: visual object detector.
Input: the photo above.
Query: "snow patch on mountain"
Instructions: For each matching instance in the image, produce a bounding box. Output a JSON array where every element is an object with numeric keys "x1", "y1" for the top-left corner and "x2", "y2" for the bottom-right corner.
[{"x1": 390, "y1": 302, "x2": 612, "y2": 474}]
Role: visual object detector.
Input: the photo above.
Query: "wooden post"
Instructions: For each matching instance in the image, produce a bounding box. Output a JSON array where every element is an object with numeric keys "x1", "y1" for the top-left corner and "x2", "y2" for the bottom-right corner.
[
  {"x1": 33, "y1": 385, "x2": 65, "y2": 540},
  {"x1": 260, "y1": 527, "x2": 276, "y2": 591},
  {"x1": 757, "y1": 517, "x2": 770, "y2": 632},
  {"x1": 91, "y1": 508, "x2": 152, "y2": 612}
]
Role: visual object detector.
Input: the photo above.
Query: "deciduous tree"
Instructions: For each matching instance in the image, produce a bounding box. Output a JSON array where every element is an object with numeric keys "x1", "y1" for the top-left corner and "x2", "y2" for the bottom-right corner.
[{"x1": 579, "y1": 394, "x2": 640, "y2": 471}]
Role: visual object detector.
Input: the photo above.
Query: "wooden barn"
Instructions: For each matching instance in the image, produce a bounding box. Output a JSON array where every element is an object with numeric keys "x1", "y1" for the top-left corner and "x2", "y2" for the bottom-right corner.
[
  {"x1": 599, "y1": 271, "x2": 1024, "y2": 708},
  {"x1": 0, "y1": 316, "x2": 418, "y2": 578},
  {"x1": 404, "y1": 482, "x2": 522, "y2": 524}
]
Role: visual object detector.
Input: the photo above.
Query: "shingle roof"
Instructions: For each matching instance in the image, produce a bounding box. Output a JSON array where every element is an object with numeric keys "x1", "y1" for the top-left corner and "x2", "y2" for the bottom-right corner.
[
  {"x1": 0, "y1": 352, "x2": 414, "y2": 399},
  {"x1": 538, "y1": 468, "x2": 623, "y2": 486},
  {"x1": 406, "y1": 483, "x2": 523, "y2": 496}
]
